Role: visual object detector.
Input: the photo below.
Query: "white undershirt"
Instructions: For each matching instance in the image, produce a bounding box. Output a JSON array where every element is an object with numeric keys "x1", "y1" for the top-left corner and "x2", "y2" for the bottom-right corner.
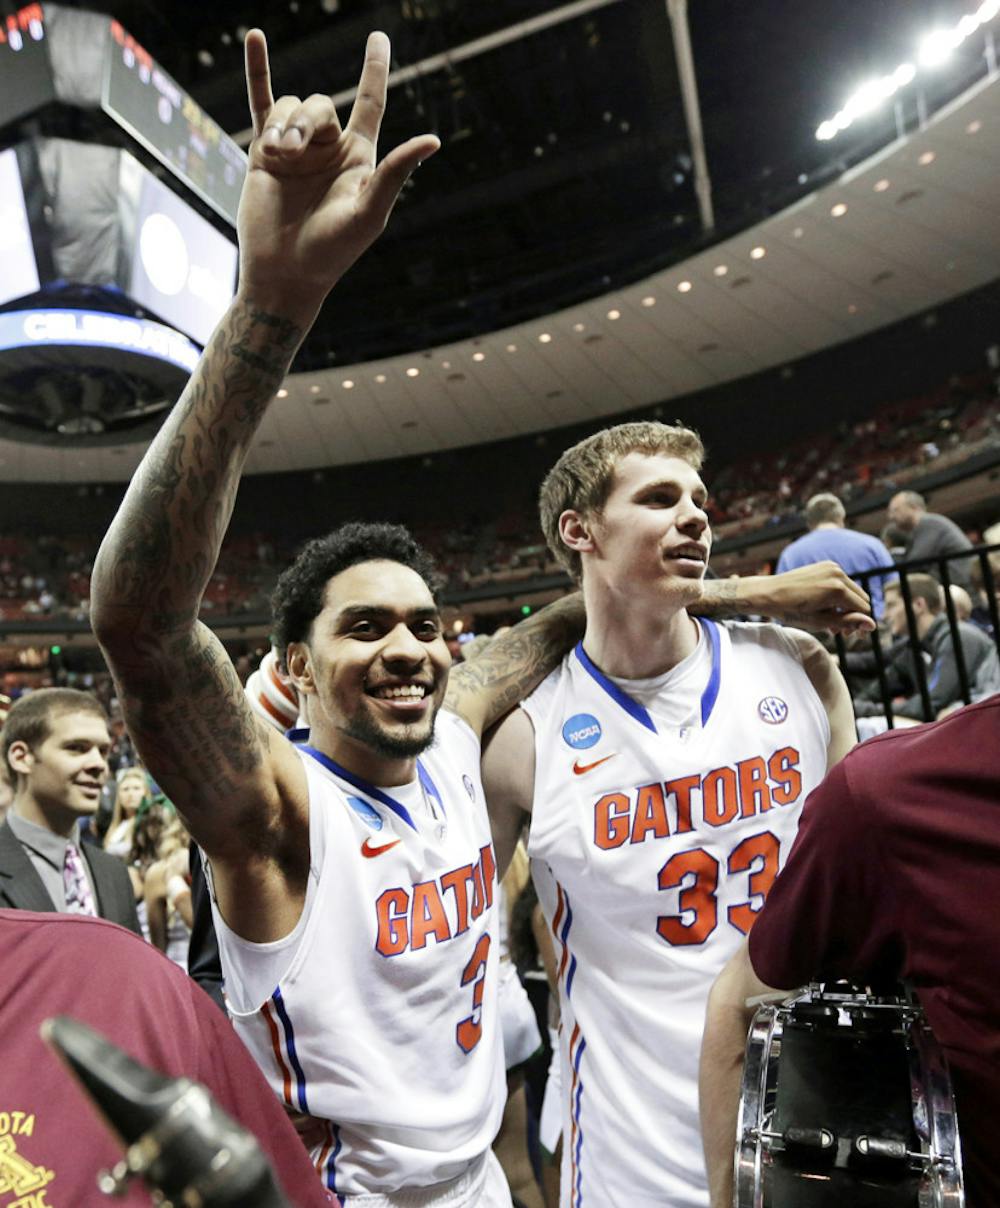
[{"x1": 607, "y1": 620, "x2": 713, "y2": 735}]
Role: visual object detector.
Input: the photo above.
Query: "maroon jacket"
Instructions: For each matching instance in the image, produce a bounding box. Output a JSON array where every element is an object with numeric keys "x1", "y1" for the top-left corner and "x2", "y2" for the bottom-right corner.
[
  {"x1": 750, "y1": 695, "x2": 1000, "y2": 1207},
  {"x1": 0, "y1": 909, "x2": 333, "y2": 1207}
]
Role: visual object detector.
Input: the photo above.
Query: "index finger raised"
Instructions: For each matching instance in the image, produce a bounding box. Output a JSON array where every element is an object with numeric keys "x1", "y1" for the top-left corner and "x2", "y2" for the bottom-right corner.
[
  {"x1": 345, "y1": 30, "x2": 390, "y2": 145},
  {"x1": 244, "y1": 28, "x2": 275, "y2": 139}
]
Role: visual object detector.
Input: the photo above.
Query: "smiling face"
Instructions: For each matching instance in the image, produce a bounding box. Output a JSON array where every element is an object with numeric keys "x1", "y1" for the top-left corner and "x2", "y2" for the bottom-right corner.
[
  {"x1": 288, "y1": 559, "x2": 452, "y2": 778},
  {"x1": 115, "y1": 772, "x2": 147, "y2": 816},
  {"x1": 569, "y1": 452, "x2": 712, "y2": 609},
  {"x1": 8, "y1": 709, "x2": 112, "y2": 834}
]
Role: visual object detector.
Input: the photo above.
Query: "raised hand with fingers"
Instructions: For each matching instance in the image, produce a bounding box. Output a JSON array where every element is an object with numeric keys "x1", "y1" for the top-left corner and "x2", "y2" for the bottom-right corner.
[{"x1": 238, "y1": 28, "x2": 440, "y2": 311}]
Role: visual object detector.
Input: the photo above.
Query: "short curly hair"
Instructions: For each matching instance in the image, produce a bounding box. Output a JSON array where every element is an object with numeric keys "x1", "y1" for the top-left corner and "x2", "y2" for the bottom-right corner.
[{"x1": 270, "y1": 522, "x2": 442, "y2": 667}]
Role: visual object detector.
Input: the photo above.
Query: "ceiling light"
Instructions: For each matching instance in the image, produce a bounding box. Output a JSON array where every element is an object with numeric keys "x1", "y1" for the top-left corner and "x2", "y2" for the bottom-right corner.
[
  {"x1": 441, "y1": 360, "x2": 451, "y2": 369},
  {"x1": 472, "y1": 351, "x2": 485, "y2": 362},
  {"x1": 874, "y1": 178, "x2": 891, "y2": 191},
  {"x1": 641, "y1": 295, "x2": 656, "y2": 307},
  {"x1": 607, "y1": 309, "x2": 621, "y2": 320},
  {"x1": 792, "y1": 227, "x2": 804, "y2": 238},
  {"x1": 677, "y1": 281, "x2": 692, "y2": 293},
  {"x1": 919, "y1": 29, "x2": 959, "y2": 67},
  {"x1": 506, "y1": 343, "x2": 517, "y2": 352},
  {"x1": 309, "y1": 384, "x2": 320, "y2": 393},
  {"x1": 406, "y1": 367, "x2": 420, "y2": 377},
  {"x1": 276, "y1": 388, "x2": 288, "y2": 399},
  {"x1": 713, "y1": 264, "x2": 728, "y2": 276},
  {"x1": 847, "y1": 303, "x2": 858, "y2": 314},
  {"x1": 750, "y1": 246, "x2": 766, "y2": 260},
  {"x1": 572, "y1": 322, "x2": 585, "y2": 332},
  {"x1": 966, "y1": 118, "x2": 983, "y2": 133},
  {"x1": 342, "y1": 379, "x2": 354, "y2": 389},
  {"x1": 375, "y1": 374, "x2": 386, "y2": 383},
  {"x1": 918, "y1": 150, "x2": 936, "y2": 165},
  {"x1": 538, "y1": 333, "x2": 552, "y2": 343},
  {"x1": 831, "y1": 202, "x2": 848, "y2": 217}
]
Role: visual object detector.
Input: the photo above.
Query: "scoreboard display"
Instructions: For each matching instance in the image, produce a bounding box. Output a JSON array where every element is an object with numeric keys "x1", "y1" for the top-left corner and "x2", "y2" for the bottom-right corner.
[
  {"x1": 102, "y1": 19, "x2": 246, "y2": 227},
  {"x1": 0, "y1": 4, "x2": 56, "y2": 128}
]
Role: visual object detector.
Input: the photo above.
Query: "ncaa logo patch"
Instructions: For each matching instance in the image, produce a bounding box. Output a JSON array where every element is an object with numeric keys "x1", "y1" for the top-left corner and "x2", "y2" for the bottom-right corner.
[
  {"x1": 758, "y1": 696, "x2": 789, "y2": 725},
  {"x1": 347, "y1": 796, "x2": 383, "y2": 830},
  {"x1": 562, "y1": 713, "x2": 603, "y2": 750}
]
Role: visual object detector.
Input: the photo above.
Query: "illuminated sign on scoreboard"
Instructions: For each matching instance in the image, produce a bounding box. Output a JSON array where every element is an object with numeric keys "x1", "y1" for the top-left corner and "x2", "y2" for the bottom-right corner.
[
  {"x1": 0, "y1": 4, "x2": 56, "y2": 127},
  {"x1": 0, "y1": 309, "x2": 200, "y2": 373},
  {"x1": 102, "y1": 19, "x2": 247, "y2": 227}
]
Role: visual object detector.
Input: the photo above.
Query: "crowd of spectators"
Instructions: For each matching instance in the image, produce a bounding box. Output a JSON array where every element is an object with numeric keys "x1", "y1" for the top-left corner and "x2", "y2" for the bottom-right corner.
[{"x1": 0, "y1": 379, "x2": 995, "y2": 630}]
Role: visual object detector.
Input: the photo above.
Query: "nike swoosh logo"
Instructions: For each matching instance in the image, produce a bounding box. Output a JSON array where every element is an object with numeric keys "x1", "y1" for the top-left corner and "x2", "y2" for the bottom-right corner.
[
  {"x1": 361, "y1": 838, "x2": 402, "y2": 858},
  {"x1": 572, "y1": 753, "x2": 617, "y2": 775}
]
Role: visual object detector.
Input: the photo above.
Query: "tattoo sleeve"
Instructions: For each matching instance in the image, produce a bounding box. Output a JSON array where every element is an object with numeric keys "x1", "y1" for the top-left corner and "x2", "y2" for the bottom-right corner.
[
  {"x1": 445, "y1": 593, "x2": 585, "y2": 733},
  {"x1": 690, "y1": 578, "x2": 755, "y2": 618},
  {"x1": 90, "y1": 295, "x2": 306, "y2": 826}
]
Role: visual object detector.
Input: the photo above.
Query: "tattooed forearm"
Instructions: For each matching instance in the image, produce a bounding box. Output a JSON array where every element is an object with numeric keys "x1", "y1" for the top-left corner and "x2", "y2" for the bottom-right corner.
[
  {"x1": 93, "y1": 297, "x2": 305, "y2": 640},
  {"x1": 446, "y1": 592, "x2": 585, "y2": 732},
  {"x1": 690, "y1": 578, "x2": 745, "y2": 618},
  {"x1": 90, "y1": 294, "x2": 310, "y2": 841}
]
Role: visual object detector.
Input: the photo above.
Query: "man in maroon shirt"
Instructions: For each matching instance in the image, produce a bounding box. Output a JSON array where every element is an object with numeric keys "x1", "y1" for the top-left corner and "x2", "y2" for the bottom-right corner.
[
  {"x1": 0, "y1": 909, "x2": 333, "y2": 1207},
  {"x1": 700, "y1": 695, "x2": 1000, "y2": 1208}
]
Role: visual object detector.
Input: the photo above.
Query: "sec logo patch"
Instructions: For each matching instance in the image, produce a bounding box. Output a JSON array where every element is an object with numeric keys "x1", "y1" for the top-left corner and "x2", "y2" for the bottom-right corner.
[
  {"x1": 562, "y1": 713, "x2": 603, "y2": 750},
  {"x1": 758, "y1": 696, "x2": 789, "y2": 724}
]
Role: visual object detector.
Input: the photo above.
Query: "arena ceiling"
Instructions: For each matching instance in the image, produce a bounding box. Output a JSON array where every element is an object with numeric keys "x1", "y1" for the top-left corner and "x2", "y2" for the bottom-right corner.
[{"x1": 2, "y1": 0, "x2": 998, "y2": 480}]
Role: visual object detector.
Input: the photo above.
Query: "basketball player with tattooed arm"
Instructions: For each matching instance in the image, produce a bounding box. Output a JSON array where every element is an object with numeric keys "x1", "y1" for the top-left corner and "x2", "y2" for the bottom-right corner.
[
  {"x1": 90, "y1": 27, "x2": 871, "y2": 1208},
  {"x1": 481, "y1": 424, "x2": 864, "y2": 1207}
]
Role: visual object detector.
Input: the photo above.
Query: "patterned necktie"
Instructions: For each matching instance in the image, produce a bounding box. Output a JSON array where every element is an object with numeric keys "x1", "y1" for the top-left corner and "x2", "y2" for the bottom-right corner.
[{"x1": 63, "y1": 843, "x2": 97, "y2": 916}]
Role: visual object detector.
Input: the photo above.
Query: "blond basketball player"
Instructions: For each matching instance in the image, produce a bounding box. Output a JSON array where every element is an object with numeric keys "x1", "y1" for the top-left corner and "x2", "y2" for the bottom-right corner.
[{"x1": 482, "y1": 425, "x2": 859, "y2": 1207}]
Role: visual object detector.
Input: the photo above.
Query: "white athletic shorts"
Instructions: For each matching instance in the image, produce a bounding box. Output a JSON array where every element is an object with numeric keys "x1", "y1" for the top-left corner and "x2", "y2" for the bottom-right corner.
[{"x1": 341, "y1": 1150, "x2": 511, "y2": 1208}]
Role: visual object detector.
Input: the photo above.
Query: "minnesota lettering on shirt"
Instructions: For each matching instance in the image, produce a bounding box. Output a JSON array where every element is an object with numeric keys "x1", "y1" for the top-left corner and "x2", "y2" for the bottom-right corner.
[{"x1": 0, "y1": 1107, "x2": 53, "y2": 1208}]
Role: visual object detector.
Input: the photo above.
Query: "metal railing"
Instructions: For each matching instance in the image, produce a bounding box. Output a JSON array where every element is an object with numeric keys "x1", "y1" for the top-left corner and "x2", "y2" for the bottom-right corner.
[{"x1": 833, "y1": 543, "x2": 1000, "y2": 727}]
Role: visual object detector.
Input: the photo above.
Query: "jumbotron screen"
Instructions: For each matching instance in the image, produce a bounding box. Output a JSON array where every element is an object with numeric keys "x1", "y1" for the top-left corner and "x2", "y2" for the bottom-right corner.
[
  {"x1": 0, "y1": 5, "x2": 56, "y2": 128},
  {"x1": 121, "y1": 153, "x2": 238, "y2": 347},
  {"x1": 0, "y1": 148, "x2": 41, "y2": 307},
  {"x1": 102, "y1": 18, "x2": 247, "y2": 227}
]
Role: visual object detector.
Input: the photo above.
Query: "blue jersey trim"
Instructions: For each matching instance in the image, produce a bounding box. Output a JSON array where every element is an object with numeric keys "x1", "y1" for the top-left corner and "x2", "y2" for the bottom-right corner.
[
  {"x1": 271, "y1": 986, "x2": 310, "y2": 1114},
  {"x1": 572, "y1": 1036, "x2": 588, "y2": 1208},
  {"x1": 574, "y1": 620, "x2": 723, "y2": 734},
  {"x1": 298, "y1": 745, "x2": 420, "y2": 832},
  {"x1": 699, "y1": 618, "x2": 722, "y2": 727},
  {"x1": 326, "y1": 1123, "x2": 343, "y2": 1196},
  {"x1": 574, "y1": 642, "x2": 657, "y2": 733}
]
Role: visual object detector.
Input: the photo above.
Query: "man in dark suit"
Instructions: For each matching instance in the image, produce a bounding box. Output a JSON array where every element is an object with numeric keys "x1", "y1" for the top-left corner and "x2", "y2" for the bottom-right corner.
[{"x1": 1, "y1": 688, "x2": 139, "y2": 932}]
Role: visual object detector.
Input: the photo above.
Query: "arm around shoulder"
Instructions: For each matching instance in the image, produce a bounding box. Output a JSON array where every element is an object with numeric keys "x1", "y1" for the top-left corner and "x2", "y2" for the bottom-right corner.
[{"x1": 444, "y1": 593, "x2": 583, "y2": 736}]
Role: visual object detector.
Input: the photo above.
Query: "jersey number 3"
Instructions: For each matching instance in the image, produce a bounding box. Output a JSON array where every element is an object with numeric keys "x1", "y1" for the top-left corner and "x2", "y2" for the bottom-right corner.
[
  {"x1": 656, "y1": 830, "x2": 779, "y2": 945},
  {"x1": 456, "y1": 934, "x2": 491, "y2": 1052}
]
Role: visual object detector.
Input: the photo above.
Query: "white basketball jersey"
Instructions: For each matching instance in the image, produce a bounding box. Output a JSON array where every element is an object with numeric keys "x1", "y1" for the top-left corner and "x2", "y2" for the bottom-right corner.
[
  {"x1": 523, "y1": 620, "x2": 830, "y2": 1207},
  {"x1": 210, "y1": 711, "x2": 505, "y2": 1200}
]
